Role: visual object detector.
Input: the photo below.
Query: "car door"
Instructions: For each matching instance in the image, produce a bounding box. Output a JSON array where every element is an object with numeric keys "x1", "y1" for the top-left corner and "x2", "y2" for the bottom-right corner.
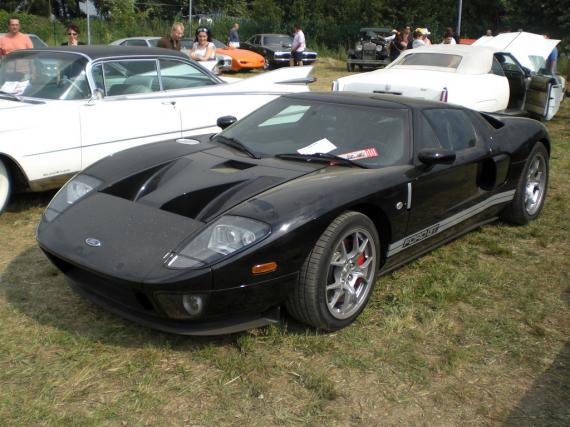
[
  {"x1": 398, "y1": 108, "x2": 499, "y2": 260},
  {"x1": 79, "y1": 58, "x2": 181, "y2": 169},
  {"x1": 495, "y1": 52, "x2": 560, "y2": 119},
  {"x1": 524, "y1": 72, "x2": 562, "y2": 120},
  {"x1": 156, "y1": 58, "x2": 278, "y2": 136}
]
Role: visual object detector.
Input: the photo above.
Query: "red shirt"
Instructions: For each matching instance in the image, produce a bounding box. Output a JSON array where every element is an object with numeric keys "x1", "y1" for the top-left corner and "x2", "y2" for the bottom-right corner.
[{"x1": 0, "y1": 33, "x2": 33, "y2": 56}]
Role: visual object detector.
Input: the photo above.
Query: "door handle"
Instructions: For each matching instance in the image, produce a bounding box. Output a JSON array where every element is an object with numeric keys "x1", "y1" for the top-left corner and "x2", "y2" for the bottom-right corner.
[{"x1": 162, "y1": 101, "x2": 176, "y2": 106}]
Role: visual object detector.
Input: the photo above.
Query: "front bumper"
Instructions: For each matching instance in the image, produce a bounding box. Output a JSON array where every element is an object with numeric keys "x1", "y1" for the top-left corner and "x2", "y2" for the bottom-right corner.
[{"x1": 44, "y1": 248, "x2": 297, "y2": 335}]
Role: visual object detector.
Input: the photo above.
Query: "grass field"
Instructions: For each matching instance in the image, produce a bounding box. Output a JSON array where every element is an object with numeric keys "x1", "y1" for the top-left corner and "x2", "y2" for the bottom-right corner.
[{"x1": 0, "y1": 60, "x2": 569, "y2": 426}]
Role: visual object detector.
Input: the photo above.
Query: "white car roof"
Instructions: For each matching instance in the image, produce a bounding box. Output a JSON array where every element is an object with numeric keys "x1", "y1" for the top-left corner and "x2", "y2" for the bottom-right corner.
[
  {"x1": 388, "y1": 44, "x2": 498, "y2": 75},
  {"x1": 473, "y1": 32, "x2": 560, "y2": 71}
]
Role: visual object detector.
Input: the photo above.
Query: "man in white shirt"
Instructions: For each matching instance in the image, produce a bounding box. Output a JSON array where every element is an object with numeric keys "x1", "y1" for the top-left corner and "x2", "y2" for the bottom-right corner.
[{"x1": 291, "y1": 24, "x2": 306, "y2": 66}]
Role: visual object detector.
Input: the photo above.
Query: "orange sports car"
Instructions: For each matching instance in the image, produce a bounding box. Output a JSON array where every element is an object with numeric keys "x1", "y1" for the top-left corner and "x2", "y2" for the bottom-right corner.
[{"x1": 212, "y1": 39, "x2": 265, "y2": 71}]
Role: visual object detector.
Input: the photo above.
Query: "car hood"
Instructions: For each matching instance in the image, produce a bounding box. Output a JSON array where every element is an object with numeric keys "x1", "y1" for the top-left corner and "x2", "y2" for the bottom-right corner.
[
  {"x1": 473, "y1": 32, "x2": 560, "y2": 72},
  {"x1": 38, "y1": 142, "x2": 324, "y2": 282},
  {"x1": 215, "y1": 47, "x2": 264, "y2": 61}
]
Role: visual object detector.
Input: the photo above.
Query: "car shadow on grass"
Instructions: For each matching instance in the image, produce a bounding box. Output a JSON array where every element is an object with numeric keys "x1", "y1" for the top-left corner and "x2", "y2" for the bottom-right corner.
[
  {"x1": 0, "y1": 245, "x2": 320, "y2": 350},
  {"x1": 5, "y1": 190, "x2": 56, "y2": 214},
  {"x1": 503, "y1": 286, "x2": 570, "y2": 426}
]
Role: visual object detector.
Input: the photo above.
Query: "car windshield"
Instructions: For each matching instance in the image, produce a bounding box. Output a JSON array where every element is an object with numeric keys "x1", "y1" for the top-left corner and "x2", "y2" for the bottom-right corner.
[
  {"x1": 217, "y1": 97, "x2": 409, "y2": 168},
  {"x1": 264, "y1": 36, "x2": 292, "y2": 46},
  {"x1": 395, "y1": 53, "x2": 463, "y2": 69},
  {"x1": 0, "y1": 51, "x2": 90, "y2": 100}
]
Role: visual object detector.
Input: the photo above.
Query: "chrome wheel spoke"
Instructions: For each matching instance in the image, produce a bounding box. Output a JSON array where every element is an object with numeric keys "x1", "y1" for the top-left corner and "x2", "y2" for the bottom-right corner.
[{"x1": 326, "y1": 227, "x2": 378, "y2": 320}]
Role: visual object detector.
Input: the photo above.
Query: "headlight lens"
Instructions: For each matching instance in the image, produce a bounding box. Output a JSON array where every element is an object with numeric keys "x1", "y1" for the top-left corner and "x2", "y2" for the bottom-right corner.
[
  {"x1": 356, "y1": 43, "x2": 362, "y2": 51},
  {"x1": 167, "y1": 215, "x2": 271, "y2": 269},
  {"x1": 44, "y1": 174, "x2": 102, "y2": 222}
]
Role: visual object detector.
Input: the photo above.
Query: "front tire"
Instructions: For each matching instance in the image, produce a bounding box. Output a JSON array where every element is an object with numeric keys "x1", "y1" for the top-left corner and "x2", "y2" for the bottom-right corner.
[
  {"x1": 286, "y1": 211, "x2": 380, "y2": 331},
  {"x1": 0, "y1": 159, "x2": 12, "y2": 214},
  {"x1": 501, "y1": 142, "x2": 549, "y2": 225}
]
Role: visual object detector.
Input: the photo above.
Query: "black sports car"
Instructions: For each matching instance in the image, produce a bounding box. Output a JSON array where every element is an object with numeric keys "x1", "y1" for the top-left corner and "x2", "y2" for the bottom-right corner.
[
  {"x1": 241, "y1": 33, "x2": 318, "y2": 69},
  {"x1": 37, "y1": 92, "x2": 549, "y2": 335}
]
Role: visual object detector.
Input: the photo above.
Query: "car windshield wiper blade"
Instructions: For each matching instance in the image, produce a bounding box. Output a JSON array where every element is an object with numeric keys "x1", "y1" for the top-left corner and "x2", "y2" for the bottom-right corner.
[
  {"x1": 0, "y1": 90, "x2": 23, "y2": 102},
  {"x1": 215, "y1": 135, "x2": 259, "y2": 159},
  {"x1": 275, "y1": 152, "x2": 368, "y2": 168}
]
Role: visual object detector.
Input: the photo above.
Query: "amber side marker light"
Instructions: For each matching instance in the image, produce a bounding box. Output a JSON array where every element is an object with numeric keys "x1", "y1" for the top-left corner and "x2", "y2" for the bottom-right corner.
[{"x1": 252, "y1": 262, "x2": 278, "y2": 274}]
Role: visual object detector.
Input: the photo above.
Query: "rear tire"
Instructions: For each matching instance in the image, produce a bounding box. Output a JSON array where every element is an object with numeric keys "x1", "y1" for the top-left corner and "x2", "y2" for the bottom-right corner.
[
  {"x1": 0, "y1": 159, "x2": 12, "y2": 214},
  {"x1": 501, "y1": 142, "x2": 549, "y2": 225},
  {"x1": 286, "y1": 211, "x2": 380, "y2": 331}
]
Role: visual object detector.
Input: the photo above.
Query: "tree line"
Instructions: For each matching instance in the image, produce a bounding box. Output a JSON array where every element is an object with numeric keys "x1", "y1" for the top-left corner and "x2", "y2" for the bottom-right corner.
[{"x1": 1, "y1": 0, "x2": 567, "y2": 47}]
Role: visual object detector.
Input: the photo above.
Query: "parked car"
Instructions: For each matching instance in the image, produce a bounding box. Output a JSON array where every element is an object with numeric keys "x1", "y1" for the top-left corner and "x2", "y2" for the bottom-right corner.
[
  {"x1": 0, "y1": 33, "x2": 48, "y2": 49},
  {"x1": 37, "y1": 92, "x2": 549, "y2": 335},
  {"x1": 241, "y1": 33, "x2": 318, "y2": 70},
  {"x1": 110, "y1": 37, "x2": 232, "y2": 73},
  {"x1": 0, "y1": 46, "x2": 314, "y2": 213},
  {"x1": 333, "y1": 32, "x2": 564, "y2": 121},
  {"x1": 210, "y1": 38, "x2": 265, "y2": 71},
  {"x1": 346, "y1": 27, "x2": 392, "y2": 72}
]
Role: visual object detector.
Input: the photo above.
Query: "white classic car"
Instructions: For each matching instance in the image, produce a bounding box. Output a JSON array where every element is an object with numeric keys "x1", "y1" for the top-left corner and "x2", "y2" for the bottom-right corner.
[
  {"x1": 0, "y1": 46, "x2": 314, "y2": 213},
  {"x1": 333, "y1": 32, "x2": 563, "y2": 121}
]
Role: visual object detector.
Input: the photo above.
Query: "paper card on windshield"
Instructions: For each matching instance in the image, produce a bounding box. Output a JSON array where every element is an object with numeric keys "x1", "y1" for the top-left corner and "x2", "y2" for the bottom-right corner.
[
  {"x1": 0, "y1": 80, "x2": 29, "y2": 95},
  {"x1": 338, "y1": 148, "x2": 378, "y2": 161},
  {"x1": 297, "y1": 138, "x2": 337, "y2": 155}
]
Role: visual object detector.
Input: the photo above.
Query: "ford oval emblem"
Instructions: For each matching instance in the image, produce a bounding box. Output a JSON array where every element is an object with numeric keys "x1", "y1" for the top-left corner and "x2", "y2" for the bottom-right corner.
[{"x1": 85, "y1": 238, "x2": 102, "y2": 247}]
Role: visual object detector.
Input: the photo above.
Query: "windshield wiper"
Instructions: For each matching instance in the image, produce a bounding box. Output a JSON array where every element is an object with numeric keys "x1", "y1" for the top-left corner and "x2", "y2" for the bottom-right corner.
[
  {"x1": 215, "y1": 135, "x2": 259, "y2": 159},
  {"x1": 275, "y1": 152, "x2": 368, "y2": 168},
  {"x1": 0, "y1": 90, "x2": 23, "y2": 102}
]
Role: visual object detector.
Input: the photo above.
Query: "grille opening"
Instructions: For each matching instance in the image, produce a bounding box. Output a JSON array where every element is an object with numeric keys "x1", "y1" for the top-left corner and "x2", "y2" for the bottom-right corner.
[
  {"x1": 211, "y1": 159, "x2": 256, "y2": 173},
  {"x1": 134, "y1": 291, "x2": 155, "y2": 312}
]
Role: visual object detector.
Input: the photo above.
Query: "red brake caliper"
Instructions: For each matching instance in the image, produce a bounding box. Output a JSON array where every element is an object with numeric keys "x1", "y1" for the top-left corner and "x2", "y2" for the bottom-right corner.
[{"x1": 357, "y1": 254, "x2": 365, "y2": 266}]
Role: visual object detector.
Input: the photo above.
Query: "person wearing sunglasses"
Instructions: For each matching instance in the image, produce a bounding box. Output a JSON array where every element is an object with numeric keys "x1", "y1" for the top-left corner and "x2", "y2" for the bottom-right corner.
[
  {"x1": 62, "y1": 24, "x2": 84, "y2": 46},
  {"x1": 190, "y1": 27, "x2": 216, "y2": 61}
]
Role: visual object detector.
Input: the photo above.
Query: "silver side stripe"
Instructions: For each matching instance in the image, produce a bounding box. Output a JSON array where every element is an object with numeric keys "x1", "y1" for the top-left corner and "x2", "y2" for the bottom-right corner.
[
  {"x1": 407, "y1": 182, "x2": 412, "y2": 210},
  {"x1": 387, "y1": 189, "x2": 516, "y2": 257}
]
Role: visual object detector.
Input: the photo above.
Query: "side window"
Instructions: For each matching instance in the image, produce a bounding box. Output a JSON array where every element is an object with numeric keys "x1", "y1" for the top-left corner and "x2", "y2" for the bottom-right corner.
[
  {"x1": 495, "y1": 53, "x2": 522, "y2": 74},
  {"x1": 100, "y1": 60, "x2": 159, "y2": 96},
  {"x1": 125, "y1": 39, "x2": 149, "y2": 47},
  {"x1": 490, "y1": 56, "x2": 505, "y2": 76},
  {"x1": 423, "y1": 109, "x2": 478, "y2": 152},
  {"x1": 158, "y1": 59, "x2": 217, "y2": 90},
  {"x1": 418, "y1": 115, "x2": 442, "y2": 150}
]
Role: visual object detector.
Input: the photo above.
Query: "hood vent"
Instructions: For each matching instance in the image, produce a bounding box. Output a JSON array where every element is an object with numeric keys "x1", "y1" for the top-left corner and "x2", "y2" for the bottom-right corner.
[{"x1": 211, "y1": 159, "x2": 256, "y2": 173}]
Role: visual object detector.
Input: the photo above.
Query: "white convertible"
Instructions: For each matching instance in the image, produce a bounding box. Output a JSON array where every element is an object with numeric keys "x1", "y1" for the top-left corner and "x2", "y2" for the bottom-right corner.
[
  {"x1": 0, "y1": 46, "x2": 314, "y2": 213},
  {"x1": 333, "y1": 32, "x2": 563, "y2": 121}
]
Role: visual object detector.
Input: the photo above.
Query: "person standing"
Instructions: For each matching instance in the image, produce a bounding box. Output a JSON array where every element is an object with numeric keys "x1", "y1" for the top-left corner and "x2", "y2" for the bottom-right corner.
[
  {"x1": 291, "y1": 24, "x2": 306, "y2": 66},
  {"x1": 190, "y1": 27, "x2": 216, "y2": 61},
  {"x1": 157, "y1": 22, "x2": 184, "y2": 51},
  {"x1": 566, "y1": 42, "x2": 570, "y2": 97},
  {"x1": 228, "y1": 23, "x2": 240, "y2": 48},
  {"x1": 412, "y1": 29, "x2": 425, "y2": 49},
  {"x1": 0, "y1": 17, "x2": 33, "y2": 56},
  {"x1": 61, "y1": 24, "x2": 84, "y2": 46},
  {"x1": 544, "y1": 34, "x2": 558, "y2": 75}
]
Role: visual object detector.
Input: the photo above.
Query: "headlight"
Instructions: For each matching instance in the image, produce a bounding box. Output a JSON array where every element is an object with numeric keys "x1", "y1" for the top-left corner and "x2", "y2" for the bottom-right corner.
[
  {"x1": 43, "y1": 174, "x2": 102, "y2": 222},
  {"x1": 167, "y1": 215, "x2": 271, "y2": 269},
  {"x1": 356, "y1": 43, "x2": 362, "y2": 51},
  {"x1": 376, "y1": 45, "x2": 383, "y2": 52}
]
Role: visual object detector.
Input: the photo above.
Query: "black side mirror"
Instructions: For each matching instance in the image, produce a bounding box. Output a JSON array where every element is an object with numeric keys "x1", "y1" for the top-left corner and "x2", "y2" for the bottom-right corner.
[
  {"x1": 418, "y1": 148, "x2": 456, "y2": 165},
  {"x1": 217, "y1": 115, "x2": 237, "y2": 129}
]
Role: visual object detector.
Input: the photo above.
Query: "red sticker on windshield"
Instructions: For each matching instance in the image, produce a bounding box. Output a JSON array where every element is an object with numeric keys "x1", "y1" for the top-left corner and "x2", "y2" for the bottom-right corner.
[{"x1": 338, "y1": 148, "x2": 378, "y2": 161}]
